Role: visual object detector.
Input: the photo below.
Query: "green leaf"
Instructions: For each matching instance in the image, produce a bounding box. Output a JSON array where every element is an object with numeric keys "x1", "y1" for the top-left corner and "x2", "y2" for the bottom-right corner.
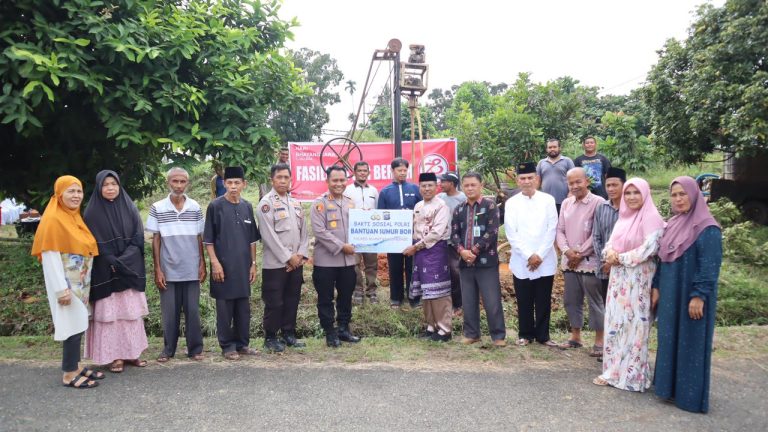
[
  {"x1": 74, "y1": 38, "x2": 90, "y2": 47},
  {"x1": 50, "y1": 74, "x2": 60, "y2": 86},
  {"x1": 22, "y1": 81, "x2": 40, "y2": 97}
]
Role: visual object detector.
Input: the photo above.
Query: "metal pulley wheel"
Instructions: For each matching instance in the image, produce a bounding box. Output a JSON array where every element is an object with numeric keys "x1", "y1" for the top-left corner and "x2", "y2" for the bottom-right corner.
[{"x1": 319, "y1": 137, "x2": 363, "y2": 178}]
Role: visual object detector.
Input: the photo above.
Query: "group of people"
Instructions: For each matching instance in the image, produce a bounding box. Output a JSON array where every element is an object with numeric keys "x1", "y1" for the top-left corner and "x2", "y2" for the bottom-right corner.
[{"x1": 33, "y1": 136, "x2": 722, "y2": 414}]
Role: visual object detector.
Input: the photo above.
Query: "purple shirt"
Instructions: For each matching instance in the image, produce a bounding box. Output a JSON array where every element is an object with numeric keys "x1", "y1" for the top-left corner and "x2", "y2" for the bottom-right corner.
[{"x1": 556, "y1": 192, "x2": 605, "y2": 273}]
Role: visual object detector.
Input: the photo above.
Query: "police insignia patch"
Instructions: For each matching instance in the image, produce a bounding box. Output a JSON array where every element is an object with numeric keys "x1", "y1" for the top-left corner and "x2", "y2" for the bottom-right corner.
[
  {"x1": 330, "y1": 221, "x2": 337, "y2": 228},
  {"x1": 316, "y1": 203, "x2": 324, "y2": 211},
  {"x1": 261, "y1": 204, "x2": 270, "y2": 213}
]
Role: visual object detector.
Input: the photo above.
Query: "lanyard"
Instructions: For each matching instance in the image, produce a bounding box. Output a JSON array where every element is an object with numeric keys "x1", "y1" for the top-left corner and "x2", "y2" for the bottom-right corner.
[{"x1": 398, "y1": 183, "x2": 404, "y2": 208}]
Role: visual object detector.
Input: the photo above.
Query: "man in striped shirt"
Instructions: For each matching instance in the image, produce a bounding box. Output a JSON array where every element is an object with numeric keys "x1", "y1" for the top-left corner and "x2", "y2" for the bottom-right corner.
[
  {"x1": 592, "y1": 167, "x2": 626, "y2": 302},
  {"x1": 146, "y1": 167, "x2": 206, "y2": 362}
]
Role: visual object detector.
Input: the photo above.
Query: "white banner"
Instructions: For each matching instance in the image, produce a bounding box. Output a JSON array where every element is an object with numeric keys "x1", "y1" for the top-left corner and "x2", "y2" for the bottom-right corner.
[{"x1": 348, "y1": 209, "x2": 413, "y2": 253}]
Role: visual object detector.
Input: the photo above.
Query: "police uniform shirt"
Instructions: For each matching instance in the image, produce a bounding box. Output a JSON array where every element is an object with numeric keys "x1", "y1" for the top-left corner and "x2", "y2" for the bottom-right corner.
[
  {"x1": 310, "y1": 193, "x2": 356, "y2": 267},
  {"x1": 256, "y1": 189, "x2": 309, "y2": 270},
  {"x1": 203, "y1": 196, "x2": 260, "y2": 299}
]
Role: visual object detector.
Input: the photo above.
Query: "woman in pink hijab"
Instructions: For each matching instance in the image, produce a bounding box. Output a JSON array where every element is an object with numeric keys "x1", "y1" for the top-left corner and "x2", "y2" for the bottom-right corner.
[{"x1": 593, "y1": 178, "x2": 665, "y2": 391}]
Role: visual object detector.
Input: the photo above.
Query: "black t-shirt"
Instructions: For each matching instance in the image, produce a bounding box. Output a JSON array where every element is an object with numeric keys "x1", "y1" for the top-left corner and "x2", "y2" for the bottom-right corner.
[
  {"x1": 203, "y1": 196, "x2": 260, "y2": 299},
  {"x1": 574, "y1": 153, "x2": 611, "y2": 199}
]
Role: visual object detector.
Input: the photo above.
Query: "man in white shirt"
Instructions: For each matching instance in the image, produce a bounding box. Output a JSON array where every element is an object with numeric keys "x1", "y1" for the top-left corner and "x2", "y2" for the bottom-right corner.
[
  {"x1": 505, "y1": 162, "x2": 559, "y2": 347},
  {"x1": 344, "y1": 161, "x2": 379, "y2": 305}
]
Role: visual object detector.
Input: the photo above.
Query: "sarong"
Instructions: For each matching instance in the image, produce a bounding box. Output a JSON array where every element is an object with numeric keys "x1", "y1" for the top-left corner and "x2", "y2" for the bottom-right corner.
[{"x1": 410, "y1": 240, "x2": 451, "y2": 300}]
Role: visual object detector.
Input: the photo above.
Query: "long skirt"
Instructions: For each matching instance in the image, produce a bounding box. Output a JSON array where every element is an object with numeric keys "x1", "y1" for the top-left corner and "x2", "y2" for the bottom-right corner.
[
  {"x1": 85, "y1": 289, "x2": 149, "y2": 365},
  {"x1": 410, "y1": 240, "x2": 451, "y2": 300}
]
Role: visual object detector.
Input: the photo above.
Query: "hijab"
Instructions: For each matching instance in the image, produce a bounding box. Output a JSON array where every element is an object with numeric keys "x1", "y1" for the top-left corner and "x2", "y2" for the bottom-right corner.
[
  {"x1": 608, "y1": 177, "x2": 665, "y2": 253},
  {"x1": 31, "y1": 175, "x2": 98, "y2": 259},
  {"x1": 83, "y1": 170, "x2": 146, "y2": 300},
  {"x1": 658, "y1": 176, "x2": 720, "y2": 263}
]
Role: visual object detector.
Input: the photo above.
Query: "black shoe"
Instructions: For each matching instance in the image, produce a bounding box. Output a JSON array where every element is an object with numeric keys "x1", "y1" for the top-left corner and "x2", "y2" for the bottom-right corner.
[
  {"x1": 281, "y1": 332, "x2": 306, "y2": 348},
  {"x1": 263, "y1": 337, "x2": 285, "y2": 353},
  {"x1": 338, "y1": 326, "x2": 361, "y2": 343},
  {"x1": 419, "y1": 330, "x2": 435, "y2": 340},
  {"x1": 430, "y1": 332, "x2": 451, "y2": 343},
  {"x1": 325, "y1": 330, "x2": 341, "y2": 348},
  {"x1": 409, "y1": 299, "x2": 422, "y2": 309}
]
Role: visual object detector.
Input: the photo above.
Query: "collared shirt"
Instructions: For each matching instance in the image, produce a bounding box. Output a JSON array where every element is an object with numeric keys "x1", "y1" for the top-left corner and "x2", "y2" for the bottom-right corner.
[
  {"x1": 451, "y1": 197, "x2": 500, "y2": 268},
  {"x1": 504, "y1": 190, "x2": 558, "y2": 279},
  {"x1": 146, "y1": 194, "x2": 204, "y2": 282},
  {"x1": 378, "y1": 181, "x2": 421, "y2": 210},
  {"x1": 344, "y1": 182, "x2": 378, "y2": 210},
  {"x1": 413, "y1": 197, "x2": 451, "y2": 248},
  {"x1": 310, "y1": 192, "x2": 356, "y2": 267},
  {"x1": 592, "y1": 200, "x2": 620, "y2": 280},
  {"x1": 536, "y1": 156, "x2": 575, "y2": 204},
  {"x1": 256, "y1": 189, "x2": 309, "y2": 270},
  {"x1": 556, "y1": 192, "x2": 606, "y2": 273}
]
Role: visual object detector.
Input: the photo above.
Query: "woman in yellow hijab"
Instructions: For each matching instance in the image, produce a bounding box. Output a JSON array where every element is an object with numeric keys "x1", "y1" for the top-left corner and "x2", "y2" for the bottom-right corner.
[{"x1": 31, "y1": 175, "x2": 102, "y2": 388}]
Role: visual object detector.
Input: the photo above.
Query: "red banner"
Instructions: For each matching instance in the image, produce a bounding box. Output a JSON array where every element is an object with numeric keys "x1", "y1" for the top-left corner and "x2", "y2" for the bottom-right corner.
[{"x1": 289, "y1": 139, "x2": 458, "y2": 201}]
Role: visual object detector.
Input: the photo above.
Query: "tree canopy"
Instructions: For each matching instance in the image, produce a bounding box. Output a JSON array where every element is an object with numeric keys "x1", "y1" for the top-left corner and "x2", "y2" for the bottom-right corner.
[
  {"x1": 0, "y1": 0, "x2": 309, "y2": 206},
  {"x1": 645, "y1": 0, "x2": 768, "y2": 162}
]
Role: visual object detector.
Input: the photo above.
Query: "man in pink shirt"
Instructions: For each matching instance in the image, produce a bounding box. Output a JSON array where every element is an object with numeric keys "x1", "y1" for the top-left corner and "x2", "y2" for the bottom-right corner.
[{"x1": 556, "y1": 167, "x2": 606, "y2": 354}]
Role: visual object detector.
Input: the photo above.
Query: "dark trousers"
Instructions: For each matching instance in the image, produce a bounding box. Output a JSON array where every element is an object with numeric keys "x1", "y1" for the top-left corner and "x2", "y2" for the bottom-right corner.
[
  {"x1": 461, "y1": 266, "x2": 506, "y2": 341},
  {"x1": 600, "y1": 278, "x2": 609, "y2": 305},
  {"x1": 555, "y1": 203, "x2": 561, "y2": 215},
  {"x1": 160, "y1": 281, "x2": 203, "y2": 357},
  {"x1": 261, "y1": 267, "x2": 303, "y2": 337},
  {"x1": 448, "y1": 247, "x2": 462, "y2": 309},
  {"x1": 62, "y1": 332, "x2": 83, "y2": 372},
  {"x1": 215, "y1": 298, "x2": 250, "y2": 353},
  {"x1": 312, "y1": 265, "x2": 355, "y2": 332},
  {"x1": 387, "y1": 253, "x2": 414, "y2": 305},
  {"x1": 514, "y1": 275, "x2": 554, "y2": 343}
]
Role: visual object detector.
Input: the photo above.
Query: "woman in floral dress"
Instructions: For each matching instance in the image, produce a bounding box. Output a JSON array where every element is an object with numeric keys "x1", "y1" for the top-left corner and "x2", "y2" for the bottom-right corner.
[{"x1": 593, "y1": 178, "x2": 664, "y2": 391}]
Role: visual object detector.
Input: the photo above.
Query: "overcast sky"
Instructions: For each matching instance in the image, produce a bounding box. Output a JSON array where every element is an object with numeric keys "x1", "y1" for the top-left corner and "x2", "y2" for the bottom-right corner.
[{"x1": 278, "y1": 0, "x2": 723, "y2": 138}]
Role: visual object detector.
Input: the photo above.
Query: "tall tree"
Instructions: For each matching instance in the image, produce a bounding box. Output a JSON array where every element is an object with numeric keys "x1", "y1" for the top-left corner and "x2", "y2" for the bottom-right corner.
[
  {"x1": 0, "y1": 0, "x2": 308, "y2": 206},
  {"x1": 645, "y1": 0, "x2": 768, "y2": 162},
  {"x1": 270, "y1": 48, "x2": 343, "y2": 143}
]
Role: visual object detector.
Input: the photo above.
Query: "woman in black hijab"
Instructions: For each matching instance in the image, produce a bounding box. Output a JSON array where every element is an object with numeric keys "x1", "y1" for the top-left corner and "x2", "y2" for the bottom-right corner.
[{"x1": 84, "y1": 170, "x2": 149, "y2": 373}]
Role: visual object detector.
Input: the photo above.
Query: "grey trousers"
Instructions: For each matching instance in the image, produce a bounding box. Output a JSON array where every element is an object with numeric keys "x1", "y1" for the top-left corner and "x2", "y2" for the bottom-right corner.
[
  {"x1": 563, "y1": 271, "x2": 605, "y2": 331},
  {"x1": 62, "y1": 332, "x2": 82, "y2": 372},
  {"x1": 460, "y1": 266, "x2": 506, "y2": 341},
  {"x1": 353, "y1": 253, "x2": 378, "y2": 298},
  {"x1": 160, "y1": 281, "x2": 204, "y2": 357}
]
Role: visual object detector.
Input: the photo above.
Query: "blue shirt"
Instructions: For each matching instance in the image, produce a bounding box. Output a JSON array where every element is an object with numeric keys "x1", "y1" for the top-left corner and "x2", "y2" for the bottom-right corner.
[
  {"x1": 377, "y1": 181, "x2": 422, "y2": 210},
  {"x1": 215, "y1": 176, "x2": 226, "y2": 197}
]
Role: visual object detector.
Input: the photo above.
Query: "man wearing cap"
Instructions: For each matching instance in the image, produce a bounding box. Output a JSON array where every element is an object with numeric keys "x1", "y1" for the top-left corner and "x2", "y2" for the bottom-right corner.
[
  {"x1": 344, "y1": 161, "x2": 379, "y2": 305},
  {"x1": 593, "y1": 167, "x2": 627, "y2": 302},
  {"x1": 404, "y1": 172, "x2": 453, "y2": 342},
  {"x1": 256, "y1": 162, "x2": 309, "y2": 353},
  {"x1": 451, "y1": 172, "x2": 506, "y2": 346},
  {"x1": 536, "y1": 138, "x2": 574, "y2": 214},
  {"x1": 378, "y1": 158, "x2": 422, "y2": 308},
  {"x1": 505, "y1": 162, "x2": 559, "y2": 347},
  {"x1": 203, "y1": 166, "x2": 261, "y2": 360},
  {"x1": 437, "y1": 171, "x2": 466, "y2": 315},
  {"x1": 556, "y1": 167, "x2": 606, "y2": 351},
  {"x1": 311, "y1": 166, "x2": 362, "y2": 347}
]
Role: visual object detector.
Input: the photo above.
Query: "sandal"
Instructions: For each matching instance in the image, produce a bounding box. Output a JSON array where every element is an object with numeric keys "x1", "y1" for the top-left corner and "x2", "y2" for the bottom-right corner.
[
  {"x1": 80, "y1": 367, "x2": 105, "y2": 380},
  {"x1": 109, "y1": 360, "x2": 124, "y2": 373},
  {"x1": 191, "y1": 353, "x2": 205, "y2": 361},
  {"x1": 515, "y1": 338, "x2": 530, "y2": 346},
  {"x1": 592, "y1": 376, "x2": 609, "y2": 386},
  {"x1": 127, "y1": 359, "x2": 148, "y2": 367},
  {"x1": 157, "y1": 354, "x2": 171, "y2": 363},
  {"x1": 237, "y1": 347, "x2": 259, "y2": 356},
  {"x1": 63, "y1": 374, "x2": 99, "y2": 389},
  {"x1": 540, "y1": 340, "x2": 559, "y2": 348},
  {"x1": 589, "y1": 345, "x2": 604, "y2": 357},
  {"x1": 223, "y1": 351, "x2": 240, "y2": 360},
  {"x1": 558, "y1": 340, "x2": 583, "y2": 349}
]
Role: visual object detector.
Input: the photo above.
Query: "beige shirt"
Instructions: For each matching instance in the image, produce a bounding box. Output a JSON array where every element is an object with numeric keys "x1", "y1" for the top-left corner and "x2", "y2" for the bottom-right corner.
[
  {"x1": 310, "y1": 192, "x2": 356, "y2": 267},
  {"x1": 256, "y1": 189, "x2": 309, "y2": 270},
  {"x1": 413, "y1": 197, "x2": 451, "y2": 249}
]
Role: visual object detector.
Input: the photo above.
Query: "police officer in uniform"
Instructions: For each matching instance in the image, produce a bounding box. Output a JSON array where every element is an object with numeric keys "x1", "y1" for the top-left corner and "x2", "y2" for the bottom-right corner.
[
  {"x1": 256, "y1": 162, "x2": 309, "y2": 352},
  {"x1": 310, "y1": 165, "x2": 362, "y2": 347}
]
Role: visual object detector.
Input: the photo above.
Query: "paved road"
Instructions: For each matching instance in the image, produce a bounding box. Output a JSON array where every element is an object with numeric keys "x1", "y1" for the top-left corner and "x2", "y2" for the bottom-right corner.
[{"x1": 1, "y1": 357, "x2": 766, "y2": 431}]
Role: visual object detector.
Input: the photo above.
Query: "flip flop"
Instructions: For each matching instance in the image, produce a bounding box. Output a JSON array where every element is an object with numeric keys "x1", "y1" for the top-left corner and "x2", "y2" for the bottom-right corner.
[
  {"x1": 558, "y1": 340, "x2": 583, "y2": 349},
  {"x1": 63, "y1": 375, "x2": 99, "y2": 389},
  {"x1": 156, "y1": 354, "x2": 171, "y2": 363},
  {"x1": 540, "y1": 340, "x2": 560, "y2": 348},
  {"x1": 79, "y1": 367, "x2": 105, "y2": 380},
  {"x1": 592, "y1": 377, "x2": 609, "y2": 386},
  {"x1": 190, "y1": 353, "x2": 205, "y2": 361},
  {"x1": 223, "y1": 351, "x2": 240, "y2": 360},
  {"x1": 127, "y1": 359, "x2": 148, "y2": 367},
  {"x1": 109, "y1": 360, "x2": 124, "y2": 373},
  {"x1": 589, "y1": 345, "x2": 604, "y2": 357}
]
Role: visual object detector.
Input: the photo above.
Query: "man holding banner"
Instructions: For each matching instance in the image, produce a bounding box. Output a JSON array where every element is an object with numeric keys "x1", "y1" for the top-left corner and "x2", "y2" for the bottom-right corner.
[
  {"x1": 344, "y1": 161, "x2": 379, "y2": 305},
  {"x1": 404, "y1": 173, "x2": 453, "y2": 342},
  {"x1": 378, "y1": 158, "x2": 422, "y2": 309}
]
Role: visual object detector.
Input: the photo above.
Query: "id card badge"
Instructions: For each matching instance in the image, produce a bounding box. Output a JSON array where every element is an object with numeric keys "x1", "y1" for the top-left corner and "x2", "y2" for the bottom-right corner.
[{"x1": 473, "y1": 225, "x2": 481, "y2": 237}]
